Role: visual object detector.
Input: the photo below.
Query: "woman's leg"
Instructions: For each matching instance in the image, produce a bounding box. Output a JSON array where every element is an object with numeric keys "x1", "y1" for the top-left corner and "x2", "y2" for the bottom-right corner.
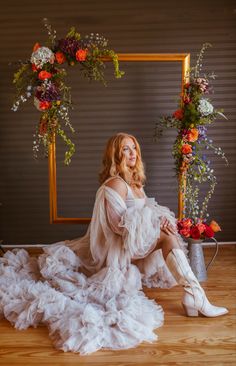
[
  {"x1": 152, "y1": 230, "x2": 228, "y2": 317},
  {"x1": 165, "y1": 247, "x2": 228, "y2": 317},
  {"x1": 155, "y1": 230, "x2": 181, "y2": 260},
  {"x1": 133, "y1": 229, "x2": 228, "y2": 317}
]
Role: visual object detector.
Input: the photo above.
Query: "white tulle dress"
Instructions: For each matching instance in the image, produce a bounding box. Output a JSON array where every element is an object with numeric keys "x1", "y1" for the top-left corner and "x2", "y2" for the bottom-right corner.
[{"x1": 0, "y1": 175, "x2": 187, "y2": 355}]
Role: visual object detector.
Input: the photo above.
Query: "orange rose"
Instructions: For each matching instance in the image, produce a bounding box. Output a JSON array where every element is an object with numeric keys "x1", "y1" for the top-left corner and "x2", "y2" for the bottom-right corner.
[
  {"x1": 38, "y1": 71, "x2": 52, "y2": 80},
  {"x1": 76, "y1": 49, "x2": 88, "y2": 61},
  {"x1": 179, "y1": 228, "x2": 191, "y2": 237},
  {"x1": 55, "y1": 51, "x2": 66, "y2": 64},
  {"x1": 187, "y1": 128, "x2": 199, "y2": 142},
  {"x1": 181, "y1": 144, "x2": 192, "y2": 154},
  {"x1": 182, "y1": 218, "x2": 192, "y2": 229},
  {"x1": 33, "y1": 42, "x2": 40, "y2": 52},
  {"x1": 209, "y1": 220, "x2": 221, "y2": 233}
]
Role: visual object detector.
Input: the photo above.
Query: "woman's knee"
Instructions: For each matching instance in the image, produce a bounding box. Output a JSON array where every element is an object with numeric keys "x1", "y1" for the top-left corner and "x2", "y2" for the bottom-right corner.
[
  {"x1": 157, "y1": 230, "x2": 176, "y2": 246},
  {"x1": 156, "y1": 231, "x2": 180, "y2": 258}
]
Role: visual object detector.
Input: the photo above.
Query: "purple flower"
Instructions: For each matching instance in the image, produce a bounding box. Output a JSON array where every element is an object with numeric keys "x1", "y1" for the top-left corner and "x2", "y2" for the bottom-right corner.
[
  {"x1": 198, "y1": 126, "x2": 207, "y2": 140},
  {"x1": 35, "y1": 83, "x2": 60, "y2": 102},
  {"x1": 57, "y1": 37, "x2": 81, "y2": 58}
]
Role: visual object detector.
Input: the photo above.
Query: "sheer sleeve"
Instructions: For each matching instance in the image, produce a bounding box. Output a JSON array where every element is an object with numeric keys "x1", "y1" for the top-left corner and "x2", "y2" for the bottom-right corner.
[{"x1": 105, "y1": 199, "x2": 125, "y2": 236}]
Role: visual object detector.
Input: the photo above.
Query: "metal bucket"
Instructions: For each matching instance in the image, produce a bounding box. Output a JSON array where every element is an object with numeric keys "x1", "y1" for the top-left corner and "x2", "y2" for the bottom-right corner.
[{"x1": 187, "y1": 237, "x2": 219, "y2": 282}]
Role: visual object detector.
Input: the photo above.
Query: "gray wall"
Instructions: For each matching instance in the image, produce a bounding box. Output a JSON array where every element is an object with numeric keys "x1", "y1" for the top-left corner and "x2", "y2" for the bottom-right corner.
[{"x1": 0, "y1": 0, "x2": 235, "y2": 244}]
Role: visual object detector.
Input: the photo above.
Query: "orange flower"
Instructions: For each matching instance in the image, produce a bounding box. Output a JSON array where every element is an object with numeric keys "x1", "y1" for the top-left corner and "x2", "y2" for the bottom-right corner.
[
  {"x1": 173, "y1": 109, "x2": 184, "y2": 120},
  {"x1": 187, "y1": 128, "x2": 199, "y2": 142},
  {"x1": 182, "y1": 218, "x2": 192, "y2": 229},
  {"x1": 39, "y1": 101, "x2": 51, "y2": 110},
  {"x1": 38, "y1": 71, "x2": 52, "y2": 80},
  {"x1": 179, "y1": 228, "x2": 191, "y2": 237},
  {"x1": 76, "y1": 49, "x2": 88, "y2": 61},
  {"x1": 33, "y1": 42, "x2": 40, "y2": 52},
  {"x1": 55, "y1": 51, "x2": 66, "y2": 64},
  {"x1": 181, "y1": 143, "x2": 192, "y2": 154},
  {"x1": 209, "y1": 220, "x2": 221, "y2": 233}
]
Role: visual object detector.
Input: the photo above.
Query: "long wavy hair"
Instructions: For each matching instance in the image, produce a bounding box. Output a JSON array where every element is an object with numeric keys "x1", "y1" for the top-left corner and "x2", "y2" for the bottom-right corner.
[{"x1": 99, "y1": 132, "x2": 146, "y2": 188}]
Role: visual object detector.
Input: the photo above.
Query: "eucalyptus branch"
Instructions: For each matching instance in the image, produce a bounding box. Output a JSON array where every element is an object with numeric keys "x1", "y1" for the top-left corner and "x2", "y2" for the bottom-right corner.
[{"x1": 57, "y1": 125, "x2": 76, "y2": 165}]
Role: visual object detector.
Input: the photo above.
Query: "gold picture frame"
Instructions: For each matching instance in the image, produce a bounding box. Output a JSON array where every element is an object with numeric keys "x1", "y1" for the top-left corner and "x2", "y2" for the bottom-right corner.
[{"x1": 48, "y1": 53, "x2": 190, "y2": 224}]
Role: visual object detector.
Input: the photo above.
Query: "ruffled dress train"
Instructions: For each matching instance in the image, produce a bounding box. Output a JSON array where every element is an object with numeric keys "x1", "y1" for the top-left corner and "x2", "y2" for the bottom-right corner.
[{"x1": 0, "y1": 177, "x2": 187, "y2": 354}]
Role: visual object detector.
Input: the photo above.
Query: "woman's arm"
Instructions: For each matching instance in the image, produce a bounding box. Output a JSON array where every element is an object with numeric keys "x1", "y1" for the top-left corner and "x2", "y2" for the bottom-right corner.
[{"x1": 104, "y1": 178, "x2": 128, "y2": 235}]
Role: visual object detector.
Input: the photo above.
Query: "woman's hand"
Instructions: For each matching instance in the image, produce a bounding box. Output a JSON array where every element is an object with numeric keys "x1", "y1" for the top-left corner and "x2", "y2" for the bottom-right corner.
[{"x1": 160, "y1": 216, "x2": 177, "y2": 235}]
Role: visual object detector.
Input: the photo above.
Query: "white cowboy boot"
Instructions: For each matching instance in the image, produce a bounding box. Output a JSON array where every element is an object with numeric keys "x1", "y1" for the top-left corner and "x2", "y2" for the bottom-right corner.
[{"x1": 165, "y1": 248, "x2": 228, "y2": 317}]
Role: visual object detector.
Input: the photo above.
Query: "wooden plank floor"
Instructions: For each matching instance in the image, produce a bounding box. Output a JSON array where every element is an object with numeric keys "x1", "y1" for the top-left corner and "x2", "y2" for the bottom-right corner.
[{"x1": 0, "y1": 246, "x2": 235, "y2": 365}]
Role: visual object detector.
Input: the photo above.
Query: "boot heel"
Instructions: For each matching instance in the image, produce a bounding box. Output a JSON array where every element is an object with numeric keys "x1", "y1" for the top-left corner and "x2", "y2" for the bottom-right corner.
[{"x1": 182, "y1": 303, "x2": 199, "y2": 317}]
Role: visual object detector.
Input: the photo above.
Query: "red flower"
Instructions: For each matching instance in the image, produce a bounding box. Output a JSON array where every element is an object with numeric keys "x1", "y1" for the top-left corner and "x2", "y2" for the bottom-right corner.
[
  {"x1": 32, "y1": 63, "x2": 39, "y2": 72},
  {"x1": 173, "y1": 109, "x2": 184, "y2": 120},
  {"x1": 204, "y1": 224, "x2": 214, "y2": 238},
  {"x1": 76, "y1": 49, "x2": 88, "y2": 61},
  {"x1": 39, "y1": 101, "x2": 51, "y2": 110},
  {"x1": 184, "y1": 82, "x2": 191, "y2": 89},
  {"x1": 183, "y1": 96, "x2": 192, "y2": 104},
  {"x1": 55, "y1": 51, "x2": 66, "y2": 64},
  {"x1": 190, "y1": 226, "x2": 201, "y2": 239},
  {"x1": 181, "y1": 143, "x2": 192, "y2": 154},
  {"x1": 39, "y1": 118, "x2": 48, "y2": 135},
  {"x1": 38, "y1": 71, "x2": 52, "y2": 80}
]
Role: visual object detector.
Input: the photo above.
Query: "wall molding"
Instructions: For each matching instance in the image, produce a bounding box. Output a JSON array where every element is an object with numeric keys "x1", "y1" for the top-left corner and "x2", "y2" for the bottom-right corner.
[{"x1": 1, "y1": 242, "x2": 236, "y2": 249}]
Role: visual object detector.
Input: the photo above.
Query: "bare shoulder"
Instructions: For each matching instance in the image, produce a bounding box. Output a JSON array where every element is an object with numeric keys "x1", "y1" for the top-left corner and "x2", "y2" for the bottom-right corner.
[{"x1": 105, "y1": 177, "x2": 128, "y2": 200}]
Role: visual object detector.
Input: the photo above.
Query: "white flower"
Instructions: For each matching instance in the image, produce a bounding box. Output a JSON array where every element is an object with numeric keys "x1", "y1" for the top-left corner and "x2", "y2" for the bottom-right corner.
[
  {"x1": 30, "y1": 46, "x2": 55, "y2": 68},
  {"x1": 198, "y1": 99, "x2": 214, "y2": 116}
]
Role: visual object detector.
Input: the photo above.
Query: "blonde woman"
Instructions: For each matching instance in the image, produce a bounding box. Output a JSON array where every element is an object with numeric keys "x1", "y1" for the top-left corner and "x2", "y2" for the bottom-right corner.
[{"x1": 0, "y1": 132, "x2": 228, "y2": 355}]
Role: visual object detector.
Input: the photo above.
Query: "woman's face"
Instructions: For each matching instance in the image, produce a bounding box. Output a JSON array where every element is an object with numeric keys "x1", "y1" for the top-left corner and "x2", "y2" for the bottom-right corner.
[{"x1": 121, "y1": 137, "x2": 137, "y2": 168}]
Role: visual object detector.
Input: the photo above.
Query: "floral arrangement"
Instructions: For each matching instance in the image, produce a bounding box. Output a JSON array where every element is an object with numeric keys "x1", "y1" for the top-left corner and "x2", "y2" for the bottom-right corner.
[
  {"x1": 155, "y1": 43, "x2": 228, "y2": 239},
  {"x1": 177, "y1": 218, "x2": 221, "y2": 240},
  {"x1": 12, "y1": 18, "x2": 124, "y2": 164}
]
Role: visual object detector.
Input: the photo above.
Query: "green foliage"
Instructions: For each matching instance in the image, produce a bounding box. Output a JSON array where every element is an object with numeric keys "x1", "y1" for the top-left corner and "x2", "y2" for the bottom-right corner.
[{"x1": 66, "y1": 27, "x2": 81, "y2": 41}]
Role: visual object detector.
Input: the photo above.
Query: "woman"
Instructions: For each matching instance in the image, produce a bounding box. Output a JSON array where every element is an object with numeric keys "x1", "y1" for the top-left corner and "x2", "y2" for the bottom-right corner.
[{"x1": 0, "y1": 132, "x2": 228, "y2": 355}]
